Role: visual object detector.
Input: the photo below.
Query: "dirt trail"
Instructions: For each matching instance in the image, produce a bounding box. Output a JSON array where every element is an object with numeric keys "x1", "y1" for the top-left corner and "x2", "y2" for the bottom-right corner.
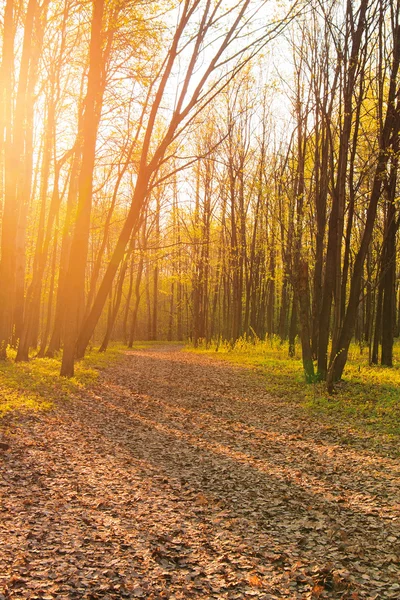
[{"x1": 1, "y1": 346, "x2": 399, "y2": 599}]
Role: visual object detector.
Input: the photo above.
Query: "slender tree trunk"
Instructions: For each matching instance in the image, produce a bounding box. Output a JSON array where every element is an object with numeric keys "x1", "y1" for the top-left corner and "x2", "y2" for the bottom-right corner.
[
  {"x1": 37, "y1": 226, "x2": 59, "y2": 358},
  {"x1": 297, "y1": 261, "x2": 314, "y2": 380},
  {"x1": 328, "y1": 89, "x2": 400, "y2": 386},
  {"x1": 381, "y1": 183, "x2": 398, "y2": 366},
  {"x1": 167, "y1": 282, "x2": 175, "y2": 342},
  {"x1": 122, "y1": 255, "x2": 135, "y2": 343},
  {"x1": 61, "y1": 0, "x2": 105, "y2": 376},
  {"x1": 16, "y1": 80, "x2": 58, "y2": 361},
  {"x1": 99, "y1": 249, "x2": 131, "y2": 353},
  {"x1": 128, "y1": 254, "x2": 144, "y2": 347},
  {"x1": 318, "y1": 0, "x2": 369, "y2": 379},
  {"x1": 0, "y1": 0, "x2": 37, "y2": 358},
  {"x1": 13, "y1": 0, "x2": 50, "y2": 348},
  {"x1": 288, "y1": 292, "x2": 297, "y2": 357},
  {"x1": 364, "y1": 248, "x2": 372, "y2": 343}
]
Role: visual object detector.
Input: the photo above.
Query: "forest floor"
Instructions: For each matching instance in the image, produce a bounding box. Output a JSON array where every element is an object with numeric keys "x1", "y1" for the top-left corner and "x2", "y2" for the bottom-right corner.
[{"x1": 0, "y1": 344, "x2": 399, "y2": 600}]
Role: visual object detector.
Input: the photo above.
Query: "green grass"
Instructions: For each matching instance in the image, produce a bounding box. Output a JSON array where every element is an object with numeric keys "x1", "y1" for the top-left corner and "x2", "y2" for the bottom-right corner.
[
  {"x1": 0, "y1": 343, "x2": 127, "y2": 418},
  {"x1": 189, "y1": 337, "x2": 400, "y2": 438},
  {"x1": 2, "y1": 336, "x2": 399, "y2": 442}
]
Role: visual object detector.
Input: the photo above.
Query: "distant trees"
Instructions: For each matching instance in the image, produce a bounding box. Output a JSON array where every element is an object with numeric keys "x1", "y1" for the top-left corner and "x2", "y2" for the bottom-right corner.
[
  {"x1": 70, "y1": 0, "x2": 294, "y2": 374},
  {"x1": 0, "y1": 0, "x2": 399, "y2": 386}
]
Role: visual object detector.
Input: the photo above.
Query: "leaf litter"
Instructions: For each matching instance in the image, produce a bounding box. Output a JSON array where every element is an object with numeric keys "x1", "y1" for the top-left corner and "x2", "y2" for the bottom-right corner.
[{"x1": 0, "y1": 345, "x2": 399, "y2": 599}]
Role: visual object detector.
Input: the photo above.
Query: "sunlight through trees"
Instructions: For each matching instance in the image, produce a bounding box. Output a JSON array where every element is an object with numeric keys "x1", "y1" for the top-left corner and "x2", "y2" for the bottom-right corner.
[{"x1": 0, "y1": 0, "x2": 399, "y2": 385}]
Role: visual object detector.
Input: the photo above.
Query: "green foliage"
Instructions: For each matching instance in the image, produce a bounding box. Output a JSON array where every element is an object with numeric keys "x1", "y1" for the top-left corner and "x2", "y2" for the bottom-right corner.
[
  {"x1": 0, "y1": 343, "x2": 126, "y2": 418},
  {"x1": 189, "y1": 337, "x2": 400, "y2": 438},
  {"x1": 189, "y1": 335, "x2": 306, "y2": 399}
]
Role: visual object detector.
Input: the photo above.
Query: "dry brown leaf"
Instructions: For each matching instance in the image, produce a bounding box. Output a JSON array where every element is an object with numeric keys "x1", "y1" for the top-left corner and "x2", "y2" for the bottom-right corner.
[{"x1": 248, "y1": 574, "x2": 263, "y2": 588}]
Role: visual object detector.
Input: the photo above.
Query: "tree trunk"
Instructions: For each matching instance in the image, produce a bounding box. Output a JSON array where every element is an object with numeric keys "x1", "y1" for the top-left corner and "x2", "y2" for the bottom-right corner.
[
  {"x1": 328, "y1": 105, "x2": 400, "y2": 386},
  {"x1": 128, "y1": 255, "x2": 144, "y2": 347},
  {"x1": 61, "y1": 0, "x2": 105, "y2": 376},
  {"x1": 297, "y1": 261, "x2": 315, "y2": 381},
  {"x1": 288, "y1": 292, "x2": 297, "y2": 357},
  {"x1": 0, "y1": 0, "x2": 37, "y2": 358}
]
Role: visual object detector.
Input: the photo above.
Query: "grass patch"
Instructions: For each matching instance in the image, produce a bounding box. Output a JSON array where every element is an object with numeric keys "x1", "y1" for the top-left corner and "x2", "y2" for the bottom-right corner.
[
  {"x1": 125, "y1": 340, "x2": 184, "y2": 349},
  {"x1": 0, "y1": 342, "x2": 127, "y2": 418},
  {"x1": 188, "y1": 337, "x2": 400, "y2": 438}
]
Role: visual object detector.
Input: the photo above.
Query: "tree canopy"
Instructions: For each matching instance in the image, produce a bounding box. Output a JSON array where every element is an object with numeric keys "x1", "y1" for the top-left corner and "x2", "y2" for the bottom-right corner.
[{"x1": 0, "y1": 0, "x2": 399, "y2": 385}]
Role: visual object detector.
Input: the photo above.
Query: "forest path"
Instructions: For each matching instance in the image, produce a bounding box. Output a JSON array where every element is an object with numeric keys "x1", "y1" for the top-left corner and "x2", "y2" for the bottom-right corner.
[{"x1": 1, "y1": 345, "x2": 399, "y2": 599}]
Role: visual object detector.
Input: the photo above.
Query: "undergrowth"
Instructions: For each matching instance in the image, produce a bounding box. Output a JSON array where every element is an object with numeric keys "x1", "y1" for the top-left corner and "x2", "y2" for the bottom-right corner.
[
  {"x1": 2, "y1": 337, "x2": 399, "y2": 441},
  {"x1": 0, "y1": 343, "x2": 126, "y2": 418},
  {"x1": 189, "y1": 336, "x2": 400, "y2": 438}
]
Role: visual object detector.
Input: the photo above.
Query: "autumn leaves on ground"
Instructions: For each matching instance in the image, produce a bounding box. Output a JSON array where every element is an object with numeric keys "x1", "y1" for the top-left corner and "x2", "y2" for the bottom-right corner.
[{"x1": 1, "y1": 345, "x2": 399, "y2": 600}]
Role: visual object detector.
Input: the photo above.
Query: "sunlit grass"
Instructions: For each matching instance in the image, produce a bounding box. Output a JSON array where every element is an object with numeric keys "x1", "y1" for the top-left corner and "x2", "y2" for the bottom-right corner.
[
  {"x1": 0, "y1": 343, "x2": 126, "y2": 418},
  {"x1": 126, "y1": 340, "x2": 184, "y2": 348},
  {"x1": 3, "y1": 336, "x2": 399, "y2": 440},
  {"x1": 189, "y1": 337, "x2": 400, "y2": 438}
]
